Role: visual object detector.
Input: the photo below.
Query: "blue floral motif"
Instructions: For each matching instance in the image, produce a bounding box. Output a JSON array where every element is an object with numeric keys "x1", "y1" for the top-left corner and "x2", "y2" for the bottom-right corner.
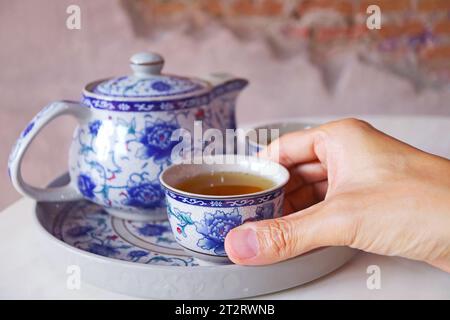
[
  {"x1": 128, "y1": 250, "x2": 149, "y2": 259},
  {"x1": 166, "y1": 189, "x2": 282, "y2": 208},
  {"x1": 57, "y1": 202, "x2": 198, "y2": 266},
  {"x1": 66, "y1": 78, "x2": 245, "y2": 217},
  {"x1": 66, "y1": 225, "x2": 95, "y2": 237},
  {"x1": 88, "y1": 120, "x2": 102, "y2": 136},
  {"x1": 195, "y1": 208, "x2": 242, "y2": 255},
  {"x1": 82, "y1": 79, "x2": 248, "y2": 112},
  {"x1": 137, "y1": 224, "x2": 169, "y2": 237},
  {"x1": 151, "y1": 81, "x2": 171, "y2": 92},
  {"x1": 244, "y1": 203, "x2": 275, "y2": 223},
  {"x1": 168, "y1": 207, "x2": 194, "y2": 237},
  {"x1": 256, "y1": 202, "x2": 274, "y2": 219},
  {"x1": 125, "y1": 180, "x2": 165, "y2": 209},
  {"x1": 88, "y1": 243, "x2": 120, "y2": 257},
  {"x1": 77, "y1": 174, "x2": 96, "y2": 199},
  {"x1": 136, "y1": 122, "x2": 179, "y2": 162},
  {"x1": 92, "y1": 74, "x2": 202, "y2": 97},
  {"x1": 22, "y1": 122, "x2": 34, "y2": 137}
]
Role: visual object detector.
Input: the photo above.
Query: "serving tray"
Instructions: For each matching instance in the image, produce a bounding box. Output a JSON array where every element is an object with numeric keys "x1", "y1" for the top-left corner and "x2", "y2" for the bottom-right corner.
[{"x1": 35, "y1": 173, "x2": 357, "y2": 299}]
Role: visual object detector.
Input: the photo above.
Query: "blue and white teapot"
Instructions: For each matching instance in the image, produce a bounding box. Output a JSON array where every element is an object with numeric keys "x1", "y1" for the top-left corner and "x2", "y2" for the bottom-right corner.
[{"x1": 8, "y1": 52, "x2": 248, "y2": 221}]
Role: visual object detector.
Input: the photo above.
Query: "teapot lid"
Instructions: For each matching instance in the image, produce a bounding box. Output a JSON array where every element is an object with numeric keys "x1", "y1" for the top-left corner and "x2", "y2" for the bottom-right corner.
[{"x1": 86, "y1": 52, "x2": 209, "y2": 99}]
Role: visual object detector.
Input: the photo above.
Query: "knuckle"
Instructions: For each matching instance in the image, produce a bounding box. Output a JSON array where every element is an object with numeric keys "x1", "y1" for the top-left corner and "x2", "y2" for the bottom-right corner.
[
  {"x1": 312, "y1": 127, "x2": 329, "y2": 142},
  {"x1": 319, "y1": 118, "x2": 374, "y2": 148},
  {"x1": 311, "y1": 129, "x2": 329, "y2": 155},
  {"x1": 325, "y1": 118, "x2": 372, "y2": 132},
  {"x1": 340, "y1": 118, "x2": 371, "y2": 129},
  {"x1": 260, "y1": 218, "x2": 294, "y2": 258}
]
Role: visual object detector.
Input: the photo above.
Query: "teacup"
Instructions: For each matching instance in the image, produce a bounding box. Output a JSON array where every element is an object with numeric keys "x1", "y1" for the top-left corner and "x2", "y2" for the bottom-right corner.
[
  {"x1": 159, "y1": 155, "x2": 289, "y2": 263},
  {"x1": 243, "y1": 121, "x2": 317, "y2": 156}
]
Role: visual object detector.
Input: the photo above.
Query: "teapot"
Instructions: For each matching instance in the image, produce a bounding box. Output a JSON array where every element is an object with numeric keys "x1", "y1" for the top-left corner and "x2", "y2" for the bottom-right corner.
[{"x1": 8, "y1": 52, "x2": 248, "y2": 221}]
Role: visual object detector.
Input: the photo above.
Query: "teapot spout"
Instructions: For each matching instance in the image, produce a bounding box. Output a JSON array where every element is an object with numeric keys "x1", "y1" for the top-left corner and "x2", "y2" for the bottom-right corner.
[
  {"x1": 204, "y1": 73, "x2": 247, "y2": 131},
  {"x1": 206, "y1": 73, "x2": 248, "y2": 98}
]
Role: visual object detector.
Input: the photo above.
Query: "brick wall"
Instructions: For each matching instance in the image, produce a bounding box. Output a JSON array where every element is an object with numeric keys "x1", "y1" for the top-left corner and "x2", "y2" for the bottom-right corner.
[{"x1": 123, "y1": 0, "x2": 450, "y2": 87}]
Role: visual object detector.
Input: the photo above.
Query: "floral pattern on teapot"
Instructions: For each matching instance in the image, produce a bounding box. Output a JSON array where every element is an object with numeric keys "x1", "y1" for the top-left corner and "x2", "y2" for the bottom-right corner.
[
  {"x1": 70, "y1": 93, "x2": 238, "y2": 218},
  {"x1": 93, "y1": 75, "x2": 204, "y2": 98},
  {"x1": 8, "y1": 52, "x2": 248, "y2": 221},
  {"x1": 82, "y1": 79, "x2": 247, "y2": 112}
]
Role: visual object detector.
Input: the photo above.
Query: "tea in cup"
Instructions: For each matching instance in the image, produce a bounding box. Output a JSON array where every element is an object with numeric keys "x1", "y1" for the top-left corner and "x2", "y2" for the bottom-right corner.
[{"x1": 159, "y1": 155, "x2": 289, "y2": 263}]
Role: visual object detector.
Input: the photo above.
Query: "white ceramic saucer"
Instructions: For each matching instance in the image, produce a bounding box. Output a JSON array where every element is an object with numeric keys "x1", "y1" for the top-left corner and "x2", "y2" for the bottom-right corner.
[{"x1": 35, "y1": 173, "x2": 357, "y2": 299}]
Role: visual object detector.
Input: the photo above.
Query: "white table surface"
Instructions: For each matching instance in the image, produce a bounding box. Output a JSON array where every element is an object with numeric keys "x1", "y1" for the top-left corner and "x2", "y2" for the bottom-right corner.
[{"x1": 1, "y1": 115, "x2": 449, "y2": 299}]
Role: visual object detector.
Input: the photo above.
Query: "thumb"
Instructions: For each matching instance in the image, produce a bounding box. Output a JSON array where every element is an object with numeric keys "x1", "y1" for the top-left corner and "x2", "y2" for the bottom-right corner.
[{"x1": 224, "y1": 200, "x2": 357, "y2": 265}]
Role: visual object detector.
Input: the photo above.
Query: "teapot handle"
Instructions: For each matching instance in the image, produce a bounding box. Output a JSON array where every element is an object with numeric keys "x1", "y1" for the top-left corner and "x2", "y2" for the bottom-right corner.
[{"x1": 8, "y1": 101, "x2": 91, "y2": 202}]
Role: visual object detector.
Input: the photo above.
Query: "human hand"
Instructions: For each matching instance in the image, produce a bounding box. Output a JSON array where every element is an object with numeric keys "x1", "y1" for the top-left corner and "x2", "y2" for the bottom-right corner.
[{"x1": 225, "y1": 119, "x2": 450, "y2": 273}]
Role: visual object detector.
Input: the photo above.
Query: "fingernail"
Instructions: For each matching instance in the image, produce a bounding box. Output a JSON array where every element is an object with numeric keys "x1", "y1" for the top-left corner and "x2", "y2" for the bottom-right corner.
[{"x1": 228, "y1": 228, "x2": 259, "y2": 259}]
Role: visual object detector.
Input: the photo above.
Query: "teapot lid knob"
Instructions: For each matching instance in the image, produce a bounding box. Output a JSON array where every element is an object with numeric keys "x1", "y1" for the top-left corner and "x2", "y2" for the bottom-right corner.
[{"x1": 130, "y1": 52, "x2": 164, "y2": 78}]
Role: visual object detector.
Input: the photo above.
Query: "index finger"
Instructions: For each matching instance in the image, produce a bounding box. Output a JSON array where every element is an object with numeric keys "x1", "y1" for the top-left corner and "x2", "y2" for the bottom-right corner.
[{"x1": 258, "y1": 128, "x2": 325, "y2": 168}]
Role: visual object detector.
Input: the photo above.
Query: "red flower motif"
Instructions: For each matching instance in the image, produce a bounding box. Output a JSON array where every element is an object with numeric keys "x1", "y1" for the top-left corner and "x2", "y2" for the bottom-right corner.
[
  {"x1": 195, "y1": 109, "x2": 205, "y2": 120},
  {"x1": 176, "y1": 227, "x2": 182, "y2": 234},
  {"x1": 107, "y1": 172, "x2": 116, "y2": 181}
]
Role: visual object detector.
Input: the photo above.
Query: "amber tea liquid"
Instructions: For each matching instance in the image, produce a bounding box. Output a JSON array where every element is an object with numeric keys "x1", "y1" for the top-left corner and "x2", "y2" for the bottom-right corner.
[{"x1": 175, "y1": 172, "x2": 275, "y2": 196}]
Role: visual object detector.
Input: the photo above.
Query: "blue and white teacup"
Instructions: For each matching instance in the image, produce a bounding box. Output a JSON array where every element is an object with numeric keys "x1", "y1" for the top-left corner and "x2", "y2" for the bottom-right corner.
[{"x1": 159, "y1": 155, "x2": 289, "y2": 263}]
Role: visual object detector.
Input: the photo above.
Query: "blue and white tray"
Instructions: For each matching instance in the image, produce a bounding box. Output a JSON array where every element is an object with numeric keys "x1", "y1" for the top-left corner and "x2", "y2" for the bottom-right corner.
[{"x1": 35, "y1": 173, "x2": 357, "y2": 299}]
